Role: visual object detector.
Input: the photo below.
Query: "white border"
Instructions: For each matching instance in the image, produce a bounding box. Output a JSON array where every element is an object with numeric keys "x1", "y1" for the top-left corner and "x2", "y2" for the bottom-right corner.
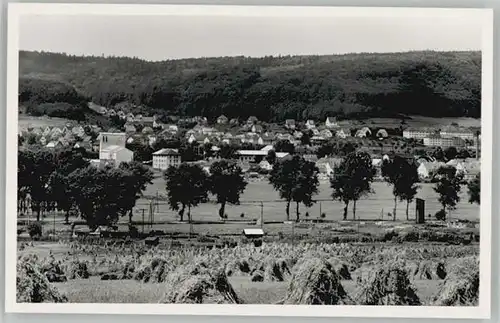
[{"x1": 4, "y1": 3, "x2": 493, "y2": 319}]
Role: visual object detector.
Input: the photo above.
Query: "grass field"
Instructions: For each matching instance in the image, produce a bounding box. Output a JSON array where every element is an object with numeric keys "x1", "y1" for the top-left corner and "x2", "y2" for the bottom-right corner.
[
  {"x1": 134, "y1": 177, "x2": 479, "y2": 223},
  {"x1": 339, "y1": 116, "x2": 481, "y2": 129},
  {"x1": 18, "y1": 115, "x2": 75, "y2": 132}
]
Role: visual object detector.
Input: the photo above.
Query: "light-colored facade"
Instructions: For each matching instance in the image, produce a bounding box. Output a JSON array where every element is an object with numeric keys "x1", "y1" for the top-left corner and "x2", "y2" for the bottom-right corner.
[
  {"x1": 403, "y1": 128, "x2": 434, "y2": 139},
  {"x1": 98, "y1": 132, "x2": 133, "y2": 166},
  {"x1": 152, "y1": 148, "x2": 181, "y2": 170},
  {"x1": 423, "y1": 136, "x2": 465, "y2": 148}
]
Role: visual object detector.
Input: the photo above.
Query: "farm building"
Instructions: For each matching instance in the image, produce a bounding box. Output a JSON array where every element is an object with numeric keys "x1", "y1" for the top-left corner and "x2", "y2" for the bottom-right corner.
[{"x1": 152, "y1": 148, "x2": 181, "y2": 170}]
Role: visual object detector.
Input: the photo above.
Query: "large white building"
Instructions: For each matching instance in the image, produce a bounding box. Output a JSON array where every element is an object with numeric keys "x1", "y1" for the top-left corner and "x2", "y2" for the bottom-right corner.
[
  {"x1": 423, "y1": 135, "x2": 465, "y2": 148},
  {"x1": 402, "y1": 128, "x2": 435, "y2": 139},
  {"x1": 98, "y1": 132, "x2": 133, "y2": 166},
  {"x1": 152, "y1": 148, "x2": 181, "y2": 170}
]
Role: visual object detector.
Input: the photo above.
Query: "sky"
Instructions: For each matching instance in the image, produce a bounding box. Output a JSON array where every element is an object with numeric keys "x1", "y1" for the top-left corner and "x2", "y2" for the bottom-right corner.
[{"x1": 19, "y1": 13, "x2": 483, "y2": 61}]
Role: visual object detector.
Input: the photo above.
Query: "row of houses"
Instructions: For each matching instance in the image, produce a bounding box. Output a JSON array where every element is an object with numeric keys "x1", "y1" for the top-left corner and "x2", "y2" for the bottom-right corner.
[{"x1": 151, "y1": 142, "x2": 480, "y2": 182}]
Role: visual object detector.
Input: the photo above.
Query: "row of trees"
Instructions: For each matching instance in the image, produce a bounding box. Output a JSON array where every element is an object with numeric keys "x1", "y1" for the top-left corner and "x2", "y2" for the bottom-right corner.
[
  {"x1": 163, "y1": 152, "x2": 481, "y2": 223},
  {"x1": 18, "y1": 148, "x2": 153, "y2": 229},
  {"x1": 20, "y1": 50, "x2": 481, "y2": 122}
]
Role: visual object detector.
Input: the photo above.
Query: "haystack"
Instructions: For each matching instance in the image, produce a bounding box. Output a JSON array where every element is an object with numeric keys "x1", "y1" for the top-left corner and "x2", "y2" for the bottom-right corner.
[
  {"x1": 39, "y1": 258, "x2": 68, "y2": 283},
  {"x1": 356, "y1": 261, "x2": 421, "y2": 305},
  {"x1": 17, "y1": 256, "x2": 68, "y2": 303},
  {"x1": 433, "y1": 256, "x2": 479, "y2": 306},
  {"x1": 407, "y1": 260, "x2": 447, "y2": 280},
  {"x1": 65, "y1": 260, "x2": 90, "y2": 279},
  {"x1": 225, "y1": 259, "x2": 252, "y2": 277},
  {"x1": 134, "y1": 257, "x2": 171, "y2": 283},
  {"x1": 263, "y1": 258, "x2": 290, "y2": 282},
  {"x1": 283, "y1": 258, "x2": 353, "y2": 305},
  {"x1": 162, "y1": 267, "x2": 241, "y2": 304},
  {"x1": 251, "y1": 270, "x2": 264, "y2": 282},
  {"x1": 328, "y1": 257, "x2": 352, "y2": 280}
]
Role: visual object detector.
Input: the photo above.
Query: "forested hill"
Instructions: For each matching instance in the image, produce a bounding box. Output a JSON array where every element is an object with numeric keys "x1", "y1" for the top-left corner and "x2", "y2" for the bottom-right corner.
[{"x1": 19, "y1": 50, "x2": 481, "y2": 121}]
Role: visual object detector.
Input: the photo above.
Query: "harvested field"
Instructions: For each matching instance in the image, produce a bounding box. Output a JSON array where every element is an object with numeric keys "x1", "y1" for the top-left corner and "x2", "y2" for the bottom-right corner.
[{"x1": 18, "y1": 240, "x2": 480, "y2": 305}]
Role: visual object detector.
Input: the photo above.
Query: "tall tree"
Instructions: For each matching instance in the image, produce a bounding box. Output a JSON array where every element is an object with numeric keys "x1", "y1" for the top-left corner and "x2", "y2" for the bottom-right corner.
[
  {"x1": 444, "y1": 147, "x2": 458, "y2": 161},
  {"x1": 266, "y1": 149, "x2": 277, "y2": 165},
  {"x1": 467, "y1": 172, "x2": 480, "y2": 205},
  {"x1": 209, "y1": 160, "x2": 247, "y2": 219},
  {"x1": 164, "y1": 163, "x2": 209, "y2": 222},
  {"x1": 433, "y1": 165, "x2": 463, "y2": 220},
  {"x1": 269, "y1": 155, "x2": 319, "y2": 221},
  {"x1": 330, "y1": 151, "x2": 376, "y2": 220},
  {"x1": 381, "y1": 156, "x2": 420, "y2": 220},
  {"x1": 118, "y1": 161, "x2": 154, "y2": 222},
  {"x1": 68, "y1": 166, "x2": 130, "y2": 230}
]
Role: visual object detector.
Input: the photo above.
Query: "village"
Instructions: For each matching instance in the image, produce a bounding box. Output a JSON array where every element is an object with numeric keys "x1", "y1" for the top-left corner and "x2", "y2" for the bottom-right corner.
[{"x1": 18, "y1": 102, "x2": 481, "y2": 184}]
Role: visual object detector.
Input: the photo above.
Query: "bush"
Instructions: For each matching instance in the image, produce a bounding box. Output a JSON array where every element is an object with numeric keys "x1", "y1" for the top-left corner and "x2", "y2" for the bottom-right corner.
[
  {"x1": 320, "y1": 213, "x2": 326, "y2": 219},
  {"x1": 28, "y1": 222, "x2": 43, "y2": 239},
  {"x1": 435, "y1": 209, "x2": 446, "y2": 221}
]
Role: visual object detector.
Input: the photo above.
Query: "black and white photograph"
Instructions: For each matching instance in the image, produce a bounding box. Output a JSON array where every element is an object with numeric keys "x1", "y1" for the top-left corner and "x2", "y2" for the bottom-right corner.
[{"x1": 5, "y1": 4, "x2": 493, "y2": 318}]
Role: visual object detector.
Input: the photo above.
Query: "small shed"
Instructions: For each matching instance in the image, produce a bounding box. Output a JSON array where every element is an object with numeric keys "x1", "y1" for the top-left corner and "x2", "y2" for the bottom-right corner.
[{"x1": 242, "y1": 228, "x2": 264, "y2": 247}]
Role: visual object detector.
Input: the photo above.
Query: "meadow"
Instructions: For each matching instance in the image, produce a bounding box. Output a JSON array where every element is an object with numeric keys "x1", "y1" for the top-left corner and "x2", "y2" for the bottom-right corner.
[
  {"x1": 18, "y1": 115, "x2": 74, "y2": 132},
  {"x1": 135, "y1": 177, "x2": 479, "y2": 223}
]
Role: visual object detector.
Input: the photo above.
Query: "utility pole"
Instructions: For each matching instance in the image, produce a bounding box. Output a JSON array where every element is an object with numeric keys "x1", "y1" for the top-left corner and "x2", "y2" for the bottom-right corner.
[
  {"x1": 319, "y1": 202, "x2": 322, "y2": 218},
  {"x1": 53, "y1": 212, "x2": 56, "y2": 240},
  {"x1": 260, "y1": 202, "x2": 264, "y2": 229},
  {"x1": 141, "y1": 209, "x2": 145, "y2": 234}
]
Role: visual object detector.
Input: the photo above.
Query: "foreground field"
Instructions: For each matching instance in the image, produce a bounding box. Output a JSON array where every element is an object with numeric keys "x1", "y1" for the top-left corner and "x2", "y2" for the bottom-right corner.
[{"x1": 17, "y1": 239, "x2": 479, "y2": 306}]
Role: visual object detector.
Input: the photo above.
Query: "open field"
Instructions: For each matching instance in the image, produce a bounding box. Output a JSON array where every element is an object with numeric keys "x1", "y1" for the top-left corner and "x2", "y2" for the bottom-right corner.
[
  {"x1": 17, "y1": 239, "x2": 479, "y2": 305},
  {"x1": 135, "y1": 177, "x2": 479, "y2": 223},
  {"x1": 18, "y1": 115, "x2": 75, "y2": 131},
  {"x1": 339, "y1": 116, "x2": 481, "y2": 129}
]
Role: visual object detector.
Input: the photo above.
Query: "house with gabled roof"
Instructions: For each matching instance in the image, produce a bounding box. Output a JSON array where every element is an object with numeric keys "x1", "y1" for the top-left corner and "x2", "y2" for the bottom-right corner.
[
  {"x1": 142, "y1": 126, "x2": 154, "y2": 134},
  {"x1": 305, "y1": 120, "x2": 316, "y2": 130},
  {"x1": 336, "y1": 128, "x2": 351, "y2": 139},
  {"x1": 320, "y1": 129, "x2": 333, "y2": 138},
  {"x1": 325, "y1": 117, "x2": 338, "y2": 128},
  {"x1": 217, "y1": 115, "x2": 229, "y2": 124},
  {"x1": 124, "y1": 123, "x2": 137, "y2": 133},
  {"x1": 355, "y1": 127, "x2": 372, "y2": 138},
  {"x1": 252, "y1": 124, "x2": 263, "y2": 134},
  {"x1": 46, "y1": 141, "x2": 62, "y2": 149},
  {"x1": 285, "y1": 119, "x2": 296, "y2": 130},
  {"x1": 247, "y1": 116, "x2": 258, "y2": 125},
  {"x1": 376, "y1": 129, "x2": 389, "y2": 139}
]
